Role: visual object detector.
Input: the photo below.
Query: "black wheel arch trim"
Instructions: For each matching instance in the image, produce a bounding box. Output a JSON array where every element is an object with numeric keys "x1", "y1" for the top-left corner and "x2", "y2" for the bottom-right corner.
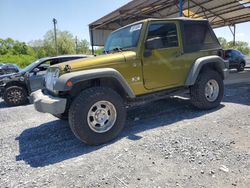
[
  {"x1": 54, "y1": 68, "x2": 135, "y2": 98},
  {"x1": 185, "y1": 55, "x2": 228, "y2": 86},
  {"x1": 4, "y1": 81, "x2": 29, "y2": 94}
]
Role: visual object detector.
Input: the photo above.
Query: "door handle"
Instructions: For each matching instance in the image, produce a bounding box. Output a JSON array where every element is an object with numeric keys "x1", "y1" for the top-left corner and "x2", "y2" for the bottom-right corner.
[{"x1": 176, "y1": 51, "x2": 183, "y2": 57}]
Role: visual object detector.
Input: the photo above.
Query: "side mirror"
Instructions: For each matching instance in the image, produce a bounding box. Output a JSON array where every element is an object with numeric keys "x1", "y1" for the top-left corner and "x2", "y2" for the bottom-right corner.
[
  {"x1": 145, "y1": 37, "x2": 163, "y2": 50},
  {"x1": 33, "y1": 68, "x2": 40, "y2": 74}
]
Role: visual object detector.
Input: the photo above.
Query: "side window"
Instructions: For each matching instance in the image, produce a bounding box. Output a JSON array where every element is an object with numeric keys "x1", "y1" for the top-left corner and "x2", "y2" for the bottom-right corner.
[
  {"x1": 37, "y1": 60, "x2": 51, "y2": 71},
  {"x1": 50, "y1": 59, "x2": 59, "y2": 65},
  {"x1": 56, "y1": 58, "x2": 74, "y2": 64},
  {"x1": 225, "y1": 50, "x2": 232, "y2": 58},
  {"x1": 182, "y1": 22, "x2": 220, "y2": 52},
  {"x1": 234, "y1": 51, "x2": 240, "y2": 56},
  {"x1": 231, "y1": 50, "x2": 239, "y2": 57},
  {"x1": 147, "y1": 23, "x2": 178, "y2": 49}
]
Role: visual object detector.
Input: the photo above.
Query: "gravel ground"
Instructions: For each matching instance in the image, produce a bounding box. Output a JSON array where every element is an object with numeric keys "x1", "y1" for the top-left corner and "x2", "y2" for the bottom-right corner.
[{"x1": 0, "y1": 82, "x2": 250, "y2": 188}]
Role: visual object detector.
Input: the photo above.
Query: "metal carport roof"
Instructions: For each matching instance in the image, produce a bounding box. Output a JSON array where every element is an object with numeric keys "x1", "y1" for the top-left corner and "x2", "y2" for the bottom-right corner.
[{"x1": 89, "y1": 0, "x2": 250, "y2": 48}]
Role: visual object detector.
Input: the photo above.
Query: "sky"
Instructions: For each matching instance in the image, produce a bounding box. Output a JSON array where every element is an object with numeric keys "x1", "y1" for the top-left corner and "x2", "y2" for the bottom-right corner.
[{"x1": 0, "y1": 0, "x2": 250, "y2": 45}]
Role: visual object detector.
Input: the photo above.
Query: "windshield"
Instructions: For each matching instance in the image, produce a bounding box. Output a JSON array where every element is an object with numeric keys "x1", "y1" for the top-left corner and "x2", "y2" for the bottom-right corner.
[{"x1": 104, "y1": 23, "x2": 143, "y2": 53}]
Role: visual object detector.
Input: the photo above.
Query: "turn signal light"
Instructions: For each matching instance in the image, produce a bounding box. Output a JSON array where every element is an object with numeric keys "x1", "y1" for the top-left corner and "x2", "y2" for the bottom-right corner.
[{"x1": 66, "y1": 81, "x2": 73, "y2": 87}]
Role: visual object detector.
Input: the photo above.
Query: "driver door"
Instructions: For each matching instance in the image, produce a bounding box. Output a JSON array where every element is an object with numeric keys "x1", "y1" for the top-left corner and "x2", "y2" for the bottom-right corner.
[{"x1": 142, "y1": 21, "x2": 185, "y2": 90}]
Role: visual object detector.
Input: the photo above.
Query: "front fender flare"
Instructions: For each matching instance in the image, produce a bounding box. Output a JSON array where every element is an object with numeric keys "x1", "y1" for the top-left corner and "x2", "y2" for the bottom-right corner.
[{"x1": 54, "y1": 68, "x2": 135, "y2": 98}]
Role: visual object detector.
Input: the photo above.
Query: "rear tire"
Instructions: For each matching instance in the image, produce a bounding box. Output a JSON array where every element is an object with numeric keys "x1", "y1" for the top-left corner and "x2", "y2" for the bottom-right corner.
[
  {"x1": 3, "y1": 86, "x2": 28, "y2": 106},
  {"x1": 237, "y1": 62, "x2": 245, "y2": 72},
  {"x1": 69, "y1": 87, "x2": 126, "y2": 145},
  {"x1": 190, "y1": 70, "x2": 224, "y2": 110}
]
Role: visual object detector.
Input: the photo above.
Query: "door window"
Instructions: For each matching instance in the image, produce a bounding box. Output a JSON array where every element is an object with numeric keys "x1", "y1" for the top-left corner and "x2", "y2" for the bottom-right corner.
[{"x1": 146, "y1": 23, "x2": 178, "y2": 49}]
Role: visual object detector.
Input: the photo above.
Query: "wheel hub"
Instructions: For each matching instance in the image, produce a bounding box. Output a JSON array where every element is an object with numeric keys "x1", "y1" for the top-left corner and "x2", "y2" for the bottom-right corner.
[
  {"x1": 95, "y1": 109, "x2": 109, "y2": 123},
  {"x1": 87, "y1": 101, "x2": 117, "y2": 133},
  {"x1": 205, "y1": 79, "x2": 219, "y2": 102}
]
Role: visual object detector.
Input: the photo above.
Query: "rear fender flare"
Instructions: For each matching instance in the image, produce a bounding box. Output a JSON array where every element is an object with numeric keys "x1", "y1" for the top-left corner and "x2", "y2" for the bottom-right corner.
[{"x1": 185, "y1": 55, "x2": 228, "y2": 86}]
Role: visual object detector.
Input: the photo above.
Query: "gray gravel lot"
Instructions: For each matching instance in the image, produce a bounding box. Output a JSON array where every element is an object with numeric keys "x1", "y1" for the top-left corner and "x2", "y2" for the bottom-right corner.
[{"x1": 0, "y1": 81, "x2": 250, "y2": 187}]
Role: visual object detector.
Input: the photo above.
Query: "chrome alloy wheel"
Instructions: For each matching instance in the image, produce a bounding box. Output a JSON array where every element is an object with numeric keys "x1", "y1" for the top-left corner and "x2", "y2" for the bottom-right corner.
[
  {"x1": 87, "y1": 101, "x2": 117, "y2": 133},
  {"x1": 205, "y1": 79, "x2": 219, "y2": 102}
]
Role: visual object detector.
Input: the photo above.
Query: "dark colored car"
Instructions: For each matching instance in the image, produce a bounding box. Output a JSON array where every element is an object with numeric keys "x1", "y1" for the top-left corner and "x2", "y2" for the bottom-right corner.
[
  {"x1": 0, "y1": 63, "x2": 20, "y2": 75},
  {"x1": 224, "y1": 49, "x2": 246, "y2": 71},
  {"x1": 0, "y1": 55, "x2": 91, "y2": 106}
]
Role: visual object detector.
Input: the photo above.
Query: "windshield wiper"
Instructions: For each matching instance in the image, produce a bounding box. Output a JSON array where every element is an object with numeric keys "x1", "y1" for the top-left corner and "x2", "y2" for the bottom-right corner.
[
  {"x1": 111, "y1": 47, "x2": 123, "y2": 52},
  {"x1": 104, "y1": 47, "x2": 131, "y2": 54},
  {"x1": 104, "y1": 47, "x2": 123, "y2": 54}
]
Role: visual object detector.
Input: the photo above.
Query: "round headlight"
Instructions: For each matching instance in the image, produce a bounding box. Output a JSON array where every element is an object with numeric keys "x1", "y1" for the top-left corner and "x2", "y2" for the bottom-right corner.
[
  {"x1": 54, "y1": 69, "x2": 60, "y2": 78},
  {"x1": 53, "y1": 69, "x2": 60, "y2": 87}
]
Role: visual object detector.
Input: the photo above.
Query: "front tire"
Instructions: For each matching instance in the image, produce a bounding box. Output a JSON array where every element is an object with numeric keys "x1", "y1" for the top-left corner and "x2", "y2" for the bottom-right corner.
[
  {"x1": 52, "y1": 112, "x2": 68, "y2": 120},
  {"x1": 190, "y1": 70, "x2": 224, "y2": 110},
  {"x1": 69, "y1": 87, "x2": 126, "y2": 145},
  {"x1": 3, "y1": 86, "x2": 28, "y2": 106}
]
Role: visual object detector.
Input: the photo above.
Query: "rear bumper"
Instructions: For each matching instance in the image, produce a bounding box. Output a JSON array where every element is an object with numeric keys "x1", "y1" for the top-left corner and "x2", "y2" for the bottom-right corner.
[{"x1": 30, "y1": 89, "x2": 67, "y2": 114}]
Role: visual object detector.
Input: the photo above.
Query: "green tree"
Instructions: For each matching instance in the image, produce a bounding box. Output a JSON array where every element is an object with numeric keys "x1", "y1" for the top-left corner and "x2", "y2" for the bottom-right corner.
[
  {"x1": 227, "y1": 41, "x2": 250, "y2": 54},
  {"x1": 218, "y1": 37, "x2": 250, "y2": 54},
  {"x1": 43, "y1": 30, "x2": 75, "y2": 56},
  {"x1": 28, "y1": 39, "x2": 47, "y2": 58},
  {"x1": 43, "y1": 30, "x2": 57, "y2": 56},
  {"x1": 94, "y1": 47, "x2": 104, "y2": 55},
  {"x1": 77, "y1": 39, "x2": 90, "y2": 54},
  {"x1": 0, "y1": 38, "x2": 15, "y2": 55},
  {"x1": 57, "y1": 31, "x2": 75, "y2": 54},
  {"x1": 218, "y1": 37, "x2": 228, "y2": 49},
  {"x1": 0, "y1": 38, "x2": 8, "y2": 55},
  {"x1": 12, "y1": 41, "x2": 28, "y2": 55},
  {"x1": 0, "y1": 38, "x2": 29, "y2": 55}
]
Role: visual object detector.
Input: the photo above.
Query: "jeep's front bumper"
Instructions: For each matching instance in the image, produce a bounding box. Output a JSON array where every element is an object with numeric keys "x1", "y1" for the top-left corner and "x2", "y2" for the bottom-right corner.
[{"x1": 31, "y1": 90, "x2": 67, "y2": 114}]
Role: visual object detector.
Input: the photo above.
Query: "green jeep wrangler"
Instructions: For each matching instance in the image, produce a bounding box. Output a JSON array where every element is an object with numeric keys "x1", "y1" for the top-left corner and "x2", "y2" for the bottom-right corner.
[{"x1": 31, "y1": 18, "x2": 229, "y2": 145}]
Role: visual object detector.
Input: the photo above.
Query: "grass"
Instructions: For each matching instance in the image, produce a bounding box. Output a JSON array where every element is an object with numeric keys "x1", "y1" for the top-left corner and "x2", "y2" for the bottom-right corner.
[{"x1": 0, "y1": 54, "x2": 36, "y2": 68}]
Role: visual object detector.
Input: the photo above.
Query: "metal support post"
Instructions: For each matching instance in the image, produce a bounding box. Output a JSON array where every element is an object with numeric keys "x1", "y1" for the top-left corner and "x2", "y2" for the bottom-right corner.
[
  {"x1": 90, "y1": 29, "x2": 95, "y2": 55},
  {"x1": 229, "y1": 24, "x2": 236, "y2": 46},
  {"x1": 53, "y1": 18, "x2": 58, "y2": 55},
  {"x1": 179, "y1": 0, "x2": 183, "y2": 17}
]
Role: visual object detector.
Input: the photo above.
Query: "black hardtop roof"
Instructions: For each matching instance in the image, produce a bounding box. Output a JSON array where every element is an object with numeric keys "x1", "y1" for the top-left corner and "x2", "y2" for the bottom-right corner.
[
  {"x1": 146, "y1": 17, "x2": 208, "y2": 22},
  {"x1": 113, "y1": 17, "x2": 209, "y2": 33}
]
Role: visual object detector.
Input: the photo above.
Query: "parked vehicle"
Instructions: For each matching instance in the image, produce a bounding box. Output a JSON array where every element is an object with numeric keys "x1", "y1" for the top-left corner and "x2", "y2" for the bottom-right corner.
[
  {"x1": 31, "y1": 18, "x2": 229, "y2": 145},
  {"x1": 224, "y1": 49, "x2": 246, "y2": 71},
  {"x1": 0, "y1": 63, "x2": 20, "y2": 75},
  {"x1": 0, "y1": 55, "x2": 90, "y2": 106}
]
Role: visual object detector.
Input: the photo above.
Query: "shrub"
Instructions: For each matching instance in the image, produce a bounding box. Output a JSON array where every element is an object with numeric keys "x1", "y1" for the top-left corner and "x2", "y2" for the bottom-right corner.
[{"x1": 0, "y1": 54, "x2": 36, "y2": 68}]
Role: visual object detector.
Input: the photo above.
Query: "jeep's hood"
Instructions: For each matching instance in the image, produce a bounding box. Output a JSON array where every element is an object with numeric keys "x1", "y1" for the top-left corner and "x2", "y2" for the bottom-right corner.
[{"x1": 55, "y1": 51, "x2": 136, "y2": 72}]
